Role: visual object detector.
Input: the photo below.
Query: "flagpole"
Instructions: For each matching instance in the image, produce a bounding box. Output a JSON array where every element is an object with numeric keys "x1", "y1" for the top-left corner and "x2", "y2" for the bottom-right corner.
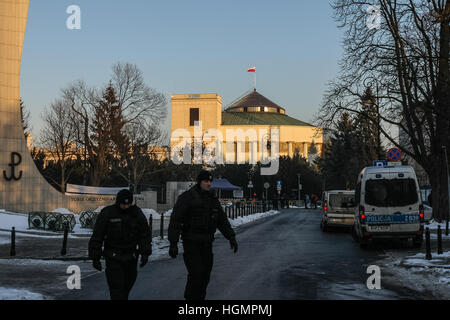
[{"x1": 254, "y1": 72, "x2": 256, "y2": 91}]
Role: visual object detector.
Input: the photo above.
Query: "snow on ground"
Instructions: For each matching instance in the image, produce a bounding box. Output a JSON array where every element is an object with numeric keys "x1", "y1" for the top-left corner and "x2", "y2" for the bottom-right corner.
[
  {"x1": 0, "y1": 211, "x2": 30, "y2": 231},
  {"x1": 382, "y1": 250, "x2": 450, "y2": 299},
  {"x1": 1, "y1": 208, "x2": 280, "y2": 240},
  {"x1": 228, "y1": 210, "x2": 280, "y2": 228},
  {"x1": 0, "y1": 287, "x2": 46, "y2": 300}
]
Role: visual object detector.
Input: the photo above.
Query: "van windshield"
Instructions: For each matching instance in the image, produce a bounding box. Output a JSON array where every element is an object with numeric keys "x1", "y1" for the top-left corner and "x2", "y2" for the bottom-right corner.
[
  {"x1": 329, "y1": 194, "x2": 356, "y2": 209},
  {"x1": 365, "y1": 179, "x2": 418, "y2": 207}
]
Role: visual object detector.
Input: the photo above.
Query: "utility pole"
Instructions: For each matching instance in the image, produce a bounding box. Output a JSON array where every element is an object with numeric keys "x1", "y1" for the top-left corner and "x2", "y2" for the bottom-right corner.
[{"x1": 443, "y1": 146, "x2": 450, "y2": 236}]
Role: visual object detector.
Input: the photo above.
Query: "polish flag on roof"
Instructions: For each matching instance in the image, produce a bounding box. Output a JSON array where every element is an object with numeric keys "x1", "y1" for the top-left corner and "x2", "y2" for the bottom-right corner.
[{"x1": 247, "y1": 67, "x2": 256, "y2": 72}]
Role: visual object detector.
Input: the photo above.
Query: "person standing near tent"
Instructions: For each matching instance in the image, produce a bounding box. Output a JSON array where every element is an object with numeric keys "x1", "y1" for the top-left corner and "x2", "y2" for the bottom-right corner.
[{"x1": 168, "y1": 170, "x2": 238, "y2": 300}]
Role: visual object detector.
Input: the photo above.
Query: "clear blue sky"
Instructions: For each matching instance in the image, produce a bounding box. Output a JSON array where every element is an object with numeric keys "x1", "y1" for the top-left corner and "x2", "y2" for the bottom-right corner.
[{"x1": 21, "y1": 0, "x2": 344, "y2": 139}]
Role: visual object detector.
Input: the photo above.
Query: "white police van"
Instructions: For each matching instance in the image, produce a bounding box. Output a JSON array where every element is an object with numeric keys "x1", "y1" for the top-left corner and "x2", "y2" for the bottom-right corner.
[{"x1": 352, "y1": 164, "x2": 425, "y2": 248}]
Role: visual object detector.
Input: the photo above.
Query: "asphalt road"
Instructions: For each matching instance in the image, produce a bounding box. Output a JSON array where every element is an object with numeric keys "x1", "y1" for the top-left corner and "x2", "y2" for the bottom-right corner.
[{"x1": 61, "y1": 208, "x2": 422, "y2": 300}]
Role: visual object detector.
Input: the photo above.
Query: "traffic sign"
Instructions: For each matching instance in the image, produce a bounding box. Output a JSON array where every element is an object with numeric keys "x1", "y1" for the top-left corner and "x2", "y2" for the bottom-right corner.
[
  {"x1": 277, "y1": 181, "x2": 282, "y2": 186},
  {"x1": 373, "y1": 160, "x2": 387, "y2": 167},
  {"x1": 387, "y1": 148, "x2": 402, "y2": 162},
  {"x1": 299, "y1": 184, "x2": 302, "y2": 191},
  {"x1": 264, "y1": 182, "x2": 270, "y2": 189}
]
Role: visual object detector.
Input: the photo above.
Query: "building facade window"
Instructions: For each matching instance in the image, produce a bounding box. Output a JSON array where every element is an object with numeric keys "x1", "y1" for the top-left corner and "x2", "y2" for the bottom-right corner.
[{"x1": 190, "y1": 108, "x2": 199, "y2": 126}]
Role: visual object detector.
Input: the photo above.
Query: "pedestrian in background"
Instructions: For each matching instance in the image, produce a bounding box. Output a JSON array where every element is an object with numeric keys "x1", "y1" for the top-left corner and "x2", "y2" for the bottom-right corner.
[
  {"x1": 88, "y1": 189, "x2": 151, "y2": 300},
  {"x1": 305, "y1": 194, "x2": 310, "y2": 209},
  {"x1": 313, "y1": 194, "x2": 318, "y2": 209},
  {"x1": 168, "y1": 170, "x2": 238, "y2": 300}
]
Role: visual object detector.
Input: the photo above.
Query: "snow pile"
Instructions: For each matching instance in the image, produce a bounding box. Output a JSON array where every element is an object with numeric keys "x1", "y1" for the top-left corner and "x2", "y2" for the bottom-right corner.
[
  {"x1": 52, "y1": 208, "x2": 75, "y2": 215},
  {"x1": 427, "y1": 220, "x2": 449, "y2": 231},
  {"x1": 0, "y1": 211, "x2": 29, "y2": 231},
  {"x1": 0, "y1": 288, "x2": 46, "y2": 300},
  {"x1": 142, "y1": 208, "x2": 159, "y2": 220},
  {"x1": 383, "y1": 250, "x2": 450, "y2": 298},
  {"x1": 228, "y1": 210, "x2": 280, "y2": 228},
  {"x1": 425, "y1": 220, "x2": 450, "y2": 239},
  {"x1": 94, "y1": 206, "x2": 106, "y2": 213},
  {"x1": 149, "y1": 237, "x2": 173, "y2": 261}
]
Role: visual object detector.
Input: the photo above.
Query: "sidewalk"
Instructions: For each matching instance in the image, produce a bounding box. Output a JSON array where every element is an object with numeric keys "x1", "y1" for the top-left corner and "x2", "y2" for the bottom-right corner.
[{"x1": 378, "y1": 221, "x2": 450, "y2": 300}]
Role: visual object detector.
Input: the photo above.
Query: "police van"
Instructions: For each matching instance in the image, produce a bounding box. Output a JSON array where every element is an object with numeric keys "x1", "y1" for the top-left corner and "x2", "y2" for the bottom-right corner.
[
  {"x1": 352, "y1": 164, "x2": 425, "y2": 248},
  {"x1": 320, "y1": 190, "x2": 355, "y2": 232}
]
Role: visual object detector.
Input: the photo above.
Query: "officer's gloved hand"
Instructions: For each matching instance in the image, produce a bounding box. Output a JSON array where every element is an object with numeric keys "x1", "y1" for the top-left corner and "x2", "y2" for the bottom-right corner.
[
  {"x1": 169, "y1": 242, "x2": 178, "y2": 259},
  {"x1": 229, "y1": 237, "x2": 238, "y2": 253},
  {"x1": 92, "y1": 259, "x2": 102, "y2": 271},
  {"x1": 140, "y1": 255, "x2": 149, "y2": 268}
]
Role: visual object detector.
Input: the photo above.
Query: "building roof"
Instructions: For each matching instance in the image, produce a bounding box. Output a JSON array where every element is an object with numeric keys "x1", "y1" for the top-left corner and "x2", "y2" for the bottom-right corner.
[
  {"x1": 225, "y1": 90, "x2": 286, "y2": 113},
  {"x1": 222, "y1": 112, "x2": 313, "y2": 127}
]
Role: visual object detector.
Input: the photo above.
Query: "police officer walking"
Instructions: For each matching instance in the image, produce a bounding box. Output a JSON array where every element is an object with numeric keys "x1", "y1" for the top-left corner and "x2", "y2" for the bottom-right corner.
[
  {"x1": 168, "y1": 170, "x2": 238, "y2": 301},
  {"x1": 88, "y1": 189, "x2": 151, "y2": 300}
]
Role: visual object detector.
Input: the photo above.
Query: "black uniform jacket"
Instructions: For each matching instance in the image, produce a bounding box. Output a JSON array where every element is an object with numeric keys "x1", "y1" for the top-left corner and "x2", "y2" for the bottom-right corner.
[
  {"x1": 88, "y1": 204, "x2": 151, "y2": 260},
  {"x1": 168, "y1": 185, "x2": 236, "y2": 243}
]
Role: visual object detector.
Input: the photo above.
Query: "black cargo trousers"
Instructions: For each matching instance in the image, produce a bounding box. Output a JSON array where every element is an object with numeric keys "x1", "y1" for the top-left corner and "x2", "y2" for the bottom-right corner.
[
  {"x1": 182, "y1": 240, "x2": 214, "y2": 301},
  {"x1": 104, "y1": 255, "x2": 138, "y2": 300}
]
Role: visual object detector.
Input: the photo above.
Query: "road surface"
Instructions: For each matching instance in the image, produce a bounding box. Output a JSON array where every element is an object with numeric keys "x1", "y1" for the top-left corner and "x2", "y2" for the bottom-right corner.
[{"x1": 61, "y1": 208, "x2": 423, "y2": 300}]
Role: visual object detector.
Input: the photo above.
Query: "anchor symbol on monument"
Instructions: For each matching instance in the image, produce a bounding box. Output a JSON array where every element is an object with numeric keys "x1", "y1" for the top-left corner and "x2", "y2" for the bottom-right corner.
[{"x1": 3, "y1": 152, "x2": 23, "y2": 181}]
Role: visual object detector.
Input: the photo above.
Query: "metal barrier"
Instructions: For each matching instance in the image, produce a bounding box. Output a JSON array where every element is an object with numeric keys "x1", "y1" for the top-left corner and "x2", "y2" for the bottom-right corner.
[
  {"x1": 221, "y1": 201, "x2": 275, "y2": 220},
  {"x1": 28, "y1": 212, "x2": 76, "y2": 232}
]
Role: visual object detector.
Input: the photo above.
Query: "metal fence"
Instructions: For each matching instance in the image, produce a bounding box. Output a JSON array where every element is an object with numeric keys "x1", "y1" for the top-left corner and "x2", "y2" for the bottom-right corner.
[{"x1": 222, "y1": 201, "x2": 276, "y2": 219}]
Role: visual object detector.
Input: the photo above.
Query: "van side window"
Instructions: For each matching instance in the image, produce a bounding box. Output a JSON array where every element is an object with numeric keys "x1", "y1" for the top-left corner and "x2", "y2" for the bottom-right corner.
[{"x1": 355, "y1": 183, "x2": 361, "y2": 204}]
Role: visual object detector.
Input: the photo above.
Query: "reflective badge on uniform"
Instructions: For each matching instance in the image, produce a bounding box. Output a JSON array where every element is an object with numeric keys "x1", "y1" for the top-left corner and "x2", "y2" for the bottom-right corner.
[{"x1": 109, "y1": 218, "x2": 121, "y2": 223}]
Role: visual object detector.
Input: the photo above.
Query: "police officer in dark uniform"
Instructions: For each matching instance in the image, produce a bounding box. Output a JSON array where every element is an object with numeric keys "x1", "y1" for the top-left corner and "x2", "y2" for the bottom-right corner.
[
  {"x1": 88, "y1": 189, "x2": 151, "y2": 300},
  {"x1": 168, "y1": 170, "x2": 238, "y2": 300}
]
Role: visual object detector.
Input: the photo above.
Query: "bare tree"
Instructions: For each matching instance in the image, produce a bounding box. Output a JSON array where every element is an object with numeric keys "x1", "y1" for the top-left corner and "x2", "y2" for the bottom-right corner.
[
  {"x1": 39, "y1": 99, "x2": 77, "y2": 192},
  {"x1": 317, "y1": 0, "x2": 450, "y2": 221},
  {"x1": 63, "y1": 62, "x2": 167, "y2": 186},
  {"x1": 113, "y1": 120, "x2": 165, "y2": 192}
]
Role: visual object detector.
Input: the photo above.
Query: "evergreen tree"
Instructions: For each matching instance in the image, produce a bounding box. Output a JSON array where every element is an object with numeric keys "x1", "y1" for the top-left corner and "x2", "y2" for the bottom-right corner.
[
  {"x1": 355, "y1": 87, "x2": 383, "y2": 163},
  {"x1": 319, "y1": 112, "x2": 363, "y2": 190}
]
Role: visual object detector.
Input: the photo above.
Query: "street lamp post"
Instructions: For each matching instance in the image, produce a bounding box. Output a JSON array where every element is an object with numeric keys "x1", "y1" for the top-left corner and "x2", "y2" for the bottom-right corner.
[
  {"x1": 297, "y1": 174, "x2": 301, "y2": 206},
  {"x1": 443, "y1": 146, "x2": 450, "y2": 236}
]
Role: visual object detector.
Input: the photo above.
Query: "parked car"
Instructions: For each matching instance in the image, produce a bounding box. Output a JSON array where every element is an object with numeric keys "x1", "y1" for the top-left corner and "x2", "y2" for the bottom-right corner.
[{"x1": 320, "y1": 190, "x2": 355, "y2": 232}]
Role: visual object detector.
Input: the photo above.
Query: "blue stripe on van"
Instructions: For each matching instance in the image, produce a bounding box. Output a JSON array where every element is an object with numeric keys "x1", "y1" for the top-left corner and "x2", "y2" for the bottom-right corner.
[{"x1": 366, "y1": 214, "x2": 420, "y2": 224}]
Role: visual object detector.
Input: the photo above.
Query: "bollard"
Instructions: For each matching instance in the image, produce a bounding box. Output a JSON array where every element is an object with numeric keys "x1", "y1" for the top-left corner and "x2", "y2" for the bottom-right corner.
[
  {"x1": 61, "y1": 225, "x2": 69, "y2": 256},
  {"x1": 160, "y1": 212, "x2": 164, "y2": 240},
  {"x1": 426, "y1": 227, "x2": 432, "y2": 260},
  {"x1": 149, "y1": 214, "x2": 153, "y2": 238},
  {"x1": 10, "y1": 227, "x2": 16, "y2": 257},
  {"x1": 437, "y1": 225, "x2": 443, "y2": 255}
]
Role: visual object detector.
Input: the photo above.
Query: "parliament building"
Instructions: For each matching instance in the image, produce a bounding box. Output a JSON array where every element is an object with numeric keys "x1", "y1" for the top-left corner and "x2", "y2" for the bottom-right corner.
[{"x1": 170, "y1": 90, "x2": 324, "y2": 163}]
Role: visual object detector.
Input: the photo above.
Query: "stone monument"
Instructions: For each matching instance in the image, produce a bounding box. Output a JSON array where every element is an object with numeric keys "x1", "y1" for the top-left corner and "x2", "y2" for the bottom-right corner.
[
  {"x1": 0, "y1": 1, "x2": 158, "y2": 214},
  {"x1": 0, "y1": 0, "x2": 69, "y2": 213}
]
